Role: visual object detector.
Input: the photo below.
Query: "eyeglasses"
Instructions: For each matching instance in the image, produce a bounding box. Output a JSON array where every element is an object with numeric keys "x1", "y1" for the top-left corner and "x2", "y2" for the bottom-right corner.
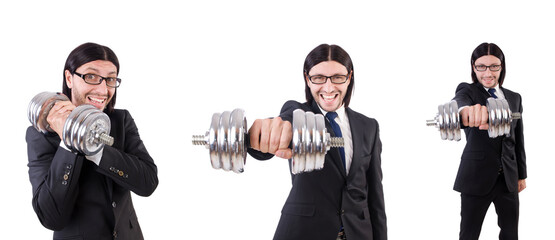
[
  {"x1": 307, "y1": 74, "x2": 350, "y2": 84},
  {"x1": 474, "y1": 64, "x2": 502, "y2": 72},
  {"x1": 74, "y1": 72, "x2": 121, "y2": 88}
]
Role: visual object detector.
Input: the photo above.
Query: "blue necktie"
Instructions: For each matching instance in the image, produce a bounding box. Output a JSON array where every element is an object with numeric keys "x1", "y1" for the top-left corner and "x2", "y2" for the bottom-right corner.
[
  {"x1": 488, "y1": 88, "x2": 498, "y2": 99},
  {"x1": 325, "y1": 112, "x2": 346, "y2": 169}
]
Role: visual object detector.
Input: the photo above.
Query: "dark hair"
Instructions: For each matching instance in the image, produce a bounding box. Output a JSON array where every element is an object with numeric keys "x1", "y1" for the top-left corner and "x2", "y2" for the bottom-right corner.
[
  {"x1": 303, "y1": 44, "x2": 355, "y2": 108},
  {"x1": 471, "y1": 42, "x2": 506, "y2": 87},
  {"x1": 63, "y1": 42, "x2": 120, "y2": 113}
]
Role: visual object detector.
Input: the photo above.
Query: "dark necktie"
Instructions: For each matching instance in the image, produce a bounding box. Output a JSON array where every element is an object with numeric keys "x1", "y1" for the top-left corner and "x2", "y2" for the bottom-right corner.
[
  {"x1": 325, "y1": 112, "x2": 346, "y2": 169},
  {"x1": 488, "y1": 88, "x2": 498, "y2": 99}
]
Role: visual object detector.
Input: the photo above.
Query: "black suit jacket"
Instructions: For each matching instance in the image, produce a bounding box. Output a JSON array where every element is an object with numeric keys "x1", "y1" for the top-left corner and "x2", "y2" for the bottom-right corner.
[
  {"x1": 248, "y1": 100, "x2": 387, "y2": 240},
  {"x1": 452, "y1": 82, "x2": 526, "y2": 195},
  {"x1": 26, "y1": 109, "x2": 158, "y2": 240}
]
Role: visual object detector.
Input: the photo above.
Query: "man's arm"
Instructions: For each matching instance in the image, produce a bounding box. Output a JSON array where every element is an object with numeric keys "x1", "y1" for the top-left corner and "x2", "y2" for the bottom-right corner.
[
  {"x1": 453, "y1": 83, "x2": 489, "y2": 129},
  {"x1": 366, "y1": 120, "x2": 387, "y2": 240},
  {"x1": 514, "y1": 93, "x2": 527, "y2": 192},
  {"x1": 96, "y1": 110, "x2": 158, "y2": 197},
  {"x1": 247, "y1": 101, "x2": 306, "y2": 161},
  {"x1": 26, "y1": 127, "x2": 84, "y2": 231}
]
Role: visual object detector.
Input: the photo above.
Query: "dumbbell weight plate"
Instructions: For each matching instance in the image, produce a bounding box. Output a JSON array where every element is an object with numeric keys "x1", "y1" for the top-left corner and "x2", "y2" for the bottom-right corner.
[
  {"x1": 303, "y1": 111, "x2": 316, "y2": 172},
  {"x1": 218, "y1": 111, "x2": 232, "y2": 171},
  {"x1": 500, "y1": 99, "x2": 511, "y2": 136},
  {"x1": 445, "y1": 102, "x2": 454, "y2": 140},
  {"x1": 68, "y1": 105, "x2": 98, "y2": 153},
  {"x1": 78, "y1": 111, "x2": 111, "y2": 155},
  {"x1": 209, "y1": 113, "x2": 221, "y2": 170},
  {"x1": 291, "y1": 109, "x2": 306, "y2": 174},
  {"x1": 229, "y1": 109, "x2": 246, "y2": 173},
  {"x1": 438, "y1": 104, "x2": 447, "y2": 140},
  {"x1": 28, "y1": 92, "x2": 70, "y2": 133},
  {"x1": 314, "y1": 114, "x2": 326, "y2": 171},
  {"x1": 449, "y1": 101, "x2": 461, "y2": 141},
  {"x1": 486, "y1": 98, "x2": 499, "y2": 138},
  {"x1": 63, "y1": 104, "x2": 90, "y2": 152},
  {"x1": 28, "y1": 92, "x2": 53, "y2": 132}
]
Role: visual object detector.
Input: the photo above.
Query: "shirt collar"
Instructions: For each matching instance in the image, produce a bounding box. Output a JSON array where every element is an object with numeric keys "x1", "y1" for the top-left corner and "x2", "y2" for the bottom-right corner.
[
  {"x1": 483, "y1": 84, "x2": 501, "y2": 93},
  {"x1": 318, "y1": 104, "x2": 347, "y2": 123}
]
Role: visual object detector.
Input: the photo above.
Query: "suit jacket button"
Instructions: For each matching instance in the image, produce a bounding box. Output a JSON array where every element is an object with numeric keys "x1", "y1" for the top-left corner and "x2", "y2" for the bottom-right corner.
[
  {"x1": 63, "y1": 174, "x2": 69, "y2": 180},
  {"x1": 66, "y1": 164, "x2": 72, "y2": 170},
  {"x1": 62, "y1": 180, "x2": 67, "y2": 185},
  {"x1": 112, "y1": 202, "x2": 117, "y2": 208}
]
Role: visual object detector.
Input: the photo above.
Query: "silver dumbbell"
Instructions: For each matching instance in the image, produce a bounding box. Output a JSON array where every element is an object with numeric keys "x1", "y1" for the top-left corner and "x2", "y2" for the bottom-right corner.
[
  {"x1": 28, "y1": 92, "x2": 114, "y2": 155},
  {"x1": 426, "y1": 98, "x2": 521, "y2": 141},
  {"x1": 192, "y1": 109, "x2": 344, "y2": 174}
]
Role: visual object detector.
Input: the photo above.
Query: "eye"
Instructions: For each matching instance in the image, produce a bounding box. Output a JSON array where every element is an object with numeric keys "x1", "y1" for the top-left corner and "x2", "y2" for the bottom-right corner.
[
  {"x1": 331, "y1": 75, "x2": 346, "y2": 81},
  {"x1": 312, "y1": 75, "x2": 326, "y2": 81},
  {"x1": 84, "y1": 74, "x2": 98, "y2": 80}
]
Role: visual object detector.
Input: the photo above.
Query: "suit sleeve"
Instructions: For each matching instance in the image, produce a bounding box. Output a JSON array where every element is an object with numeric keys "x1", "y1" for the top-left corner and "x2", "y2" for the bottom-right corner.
[
  {"x1": 452, "y1": 82, "x2": 474, "y2": 108},
  {"x1": 96, "y1": 110, "x2": 158, "y2": 196},
  {"x1": 514, "y1": 94, "x2": 527, "y2": 179},
  {"x1": 366, "y1": 120, "x2": 387, "y2": 240},
  {"x1": 26, "y1": 127, "x2": 84, "y2": 231}
]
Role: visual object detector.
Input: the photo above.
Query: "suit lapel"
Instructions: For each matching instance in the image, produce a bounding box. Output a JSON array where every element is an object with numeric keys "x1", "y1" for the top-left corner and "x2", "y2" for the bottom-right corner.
[
  {"x1": 346, "y1": 108, "x2": 362, "y2": 179},
  {"x1": 310, "y1": 101, "x2": 347, "y2": 178}
]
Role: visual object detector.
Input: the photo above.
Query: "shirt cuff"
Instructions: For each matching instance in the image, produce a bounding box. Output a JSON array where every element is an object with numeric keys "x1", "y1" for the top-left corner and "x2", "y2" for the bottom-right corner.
[
  {"x1": 59, "y1": 141, "x2": 71, "y2": 152},
  {"x1": 86, "y1": 151, "x2": 103, "y2": 166}
]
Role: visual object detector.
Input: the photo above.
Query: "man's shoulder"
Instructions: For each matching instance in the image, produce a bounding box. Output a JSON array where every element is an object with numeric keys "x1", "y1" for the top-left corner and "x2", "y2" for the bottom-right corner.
[
  {"x1": 501, "y1": 86, "x2": 520, "y2": 97},
  {"x1": 280, "y1": 100, "x2": 313, "y2": 113},
  {"x1": 346, "y1": 107, "x2": 379, "y2": 126}
]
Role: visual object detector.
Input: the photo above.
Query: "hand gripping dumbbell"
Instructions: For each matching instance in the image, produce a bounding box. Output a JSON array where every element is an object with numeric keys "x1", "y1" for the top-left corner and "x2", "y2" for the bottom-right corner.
[
  {"x1": 426, "y1": 98, "x2": 521, "y2": 141},
  {"x1": 192, "y1": 109, "x2": 344, "y2": 174},
  {"x1": 28, "y1": 92, "x2": 114, "y2": 155}
]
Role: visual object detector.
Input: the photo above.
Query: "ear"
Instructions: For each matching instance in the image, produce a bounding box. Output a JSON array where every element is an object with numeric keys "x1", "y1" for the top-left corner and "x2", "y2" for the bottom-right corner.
[
  {"x1": 65, "y1": 70, "x2": 73, "y2": 88},
  {"x1": 305, "y1": 72, "x2": 311, "y2": 85}
]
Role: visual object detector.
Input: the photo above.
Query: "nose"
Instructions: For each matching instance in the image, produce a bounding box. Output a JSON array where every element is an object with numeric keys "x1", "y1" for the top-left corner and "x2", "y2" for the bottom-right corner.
[
  {"x1": 94, "y1": 80, "x2": 109, "y2": 94},
  {"x1": 321, "y1": 79, "x2": 336, "y2": 92}
]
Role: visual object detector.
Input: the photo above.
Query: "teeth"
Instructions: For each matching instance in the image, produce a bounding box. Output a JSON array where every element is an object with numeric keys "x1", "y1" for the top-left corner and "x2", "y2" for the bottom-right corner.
[
  {"x1": 88, "y1": 97, "x2": 105, "y2": 104},
  {"x1": 322, "y1": 95, "x2": 336, "y2": 100}
]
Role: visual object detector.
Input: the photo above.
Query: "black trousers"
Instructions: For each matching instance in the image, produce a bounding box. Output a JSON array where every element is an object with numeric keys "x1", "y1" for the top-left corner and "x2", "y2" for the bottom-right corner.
[{"x1": 459, "y1": 174, "x2": 519, "y2": 240}]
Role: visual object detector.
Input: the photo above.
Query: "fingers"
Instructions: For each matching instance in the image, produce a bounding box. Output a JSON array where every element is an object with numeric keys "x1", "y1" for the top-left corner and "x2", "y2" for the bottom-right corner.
[
  {"x1": 46, "y1": 101, "x2": 75, "y2": 137},
  {"x1": 461, "y1": 107, "x2": 469, "y2": 127},
  {"x1": 479, "y1": 106, "x2": 489, "y2": 130},
  {"x1": 275, "y1": 149, "x2": 292, "y2": 159},
  {"x1": 248, "y1": 120, "x2": 262, "y2": 151},
  {"x1": 248, "y1": 117, "x2": 292, "y2": 158},
  {"x1": 518, "y1": 179, "x2": 527, "y2": 193},
  {"x1": 259, "y1": 119, "x2": 272, "y2": 153},
  {"x1": 462, "y1": 104, "x2": 489, "y2": 130}
]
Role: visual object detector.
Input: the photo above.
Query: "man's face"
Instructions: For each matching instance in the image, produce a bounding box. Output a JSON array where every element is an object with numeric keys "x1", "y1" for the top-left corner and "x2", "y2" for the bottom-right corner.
[
  {"x1": 473, "y1": 55, "x2": 502, "y2": 88},
  {"x1": 306, "y1": 60, "x2": 351, "y2": 112},
  {"x1": 65, "y1": 60, "x2": 117, "y2": 111}
]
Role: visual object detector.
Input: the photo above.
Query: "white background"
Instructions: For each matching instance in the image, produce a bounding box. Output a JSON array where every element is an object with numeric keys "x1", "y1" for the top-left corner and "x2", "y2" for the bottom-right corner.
[{"x1": 1, "y1": 0, "x2": 553, "y2": 239}]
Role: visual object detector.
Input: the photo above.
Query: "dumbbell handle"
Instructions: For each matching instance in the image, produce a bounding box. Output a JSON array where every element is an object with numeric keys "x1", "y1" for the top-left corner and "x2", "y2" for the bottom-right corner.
[
  {"x1": 97, "y1": 132, "x2": 115, "y2": 146},
  {"x1": 426, "y1": 110, "x2": 521, "y2": 126},
  {"x1": 192, "y1": 133, "x2": 344, "y2": 149}
]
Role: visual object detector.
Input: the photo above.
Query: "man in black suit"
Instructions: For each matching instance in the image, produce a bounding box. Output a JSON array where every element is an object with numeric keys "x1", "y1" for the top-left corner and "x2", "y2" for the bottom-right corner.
[
  {"x1": 248, "y1": 44, "x2": 387, "y2": 240},
  {"x1": 26, "y1": 43, "x2": 158, "y2": 239},
  {"x1": 453, "y1": 43, "x2": 526, "y2": 240}
]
